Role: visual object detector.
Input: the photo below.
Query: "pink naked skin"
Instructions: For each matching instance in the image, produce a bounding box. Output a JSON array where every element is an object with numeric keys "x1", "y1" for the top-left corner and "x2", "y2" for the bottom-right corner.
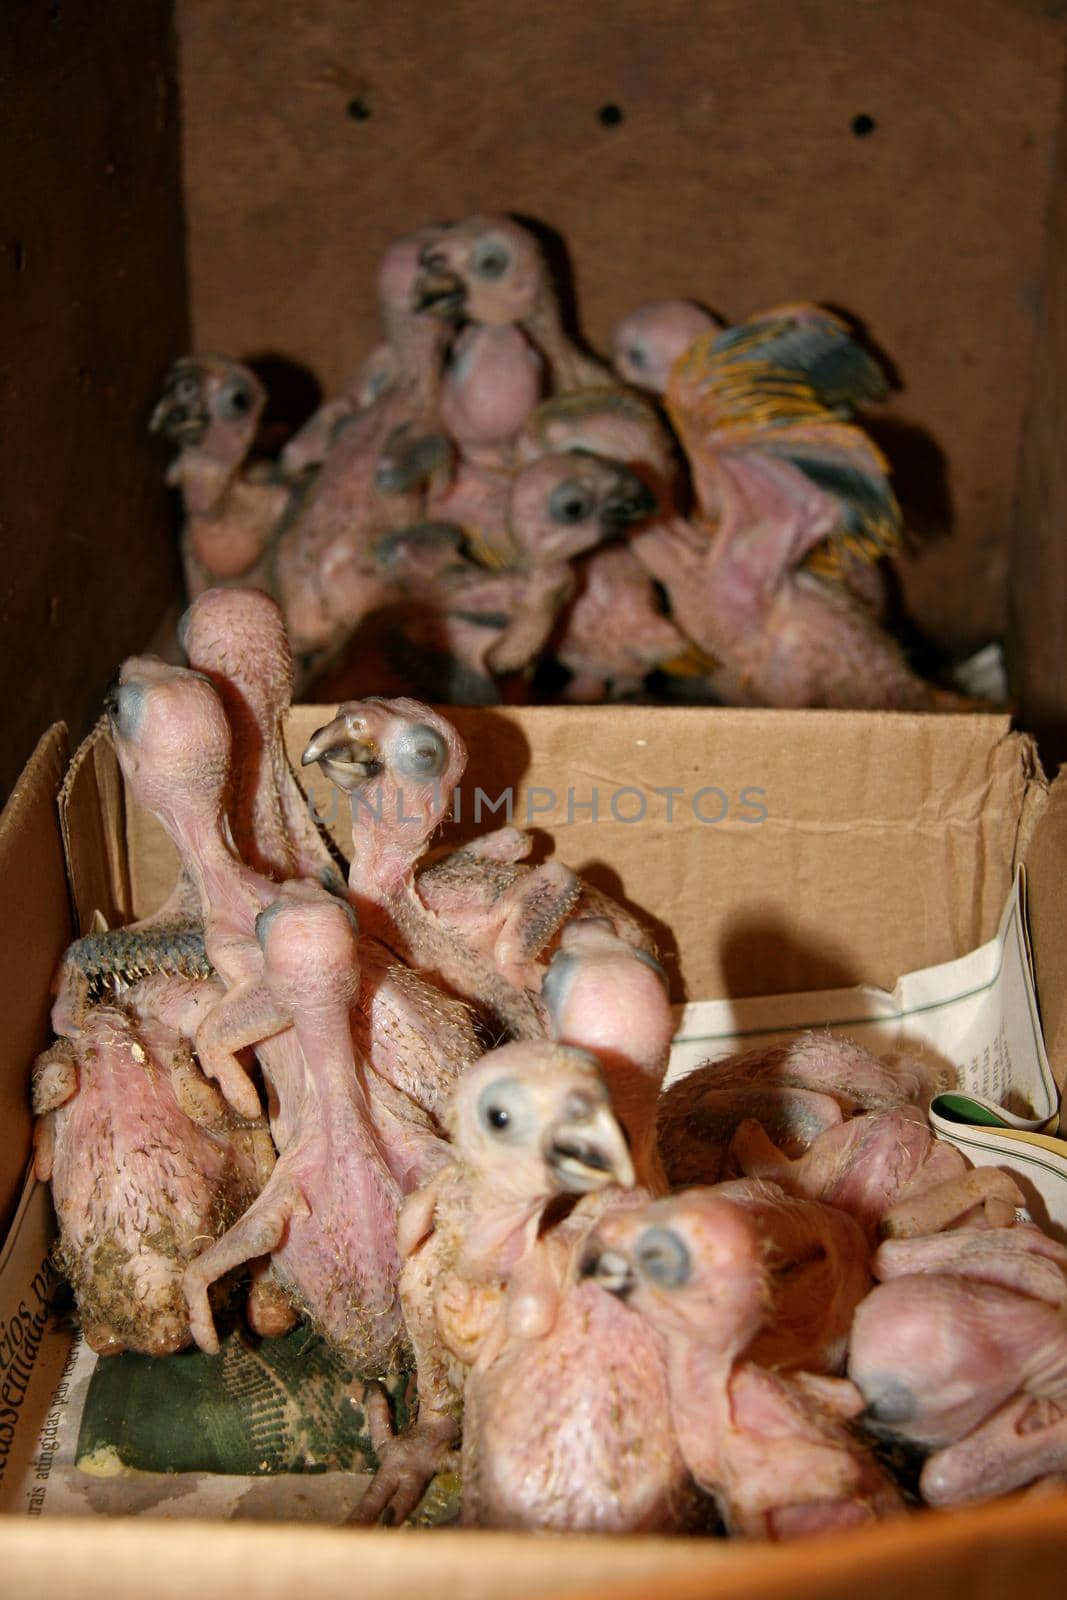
[
  {"x1": 850, "y1": 1273, "x2": 1067, "y2": 1456},
  {"x1": 352, "y1": 1042, "x2": 636, "y2": 1527},
  {"x1": 274, "y1": 231, "x2": 453, "y2": 660},
  {"x1": 439, "y1": 324, "x2": 543, "y2": 463},
  {"x1": 632, "y1": 511, "x2": 956, "y2": 711},
  {"x1": 731, "y1": 1105, "x2": 1021, "y2": 1241},
  {"x1": 544, "y1": 917, "x2": 673, "y2": 1191},
  {"x1": 413, "y1": 215, "x2": 612, "y2": 393},
  {"x1": 461, "y1": 1188, "x2": 696, "y2": 1532},
  {"x1": 588, "y1": 1190, "x2": 903, "y2": 1538},
  {"x1": 106, "y1": 661, "x2": 410, "y2": 1369},
  {"x1": 556, "y1": 544, "x2": 695, "y2": 700},
  {"x1": 152, "y1": 356, "x2": 289, "y2": 601},
  {"x1": 659, "y1": 1032, "x2": 948, "y2": 1189},
  {"x1": 181, "y1": 589, "x2": 480, "y2": 1126},
  {"x1": 32, "y1": 987, "x2": 269, "y2": 1358},
  {"x1": 305, "y1": 698, "x2": 654, "y2": 1040}
]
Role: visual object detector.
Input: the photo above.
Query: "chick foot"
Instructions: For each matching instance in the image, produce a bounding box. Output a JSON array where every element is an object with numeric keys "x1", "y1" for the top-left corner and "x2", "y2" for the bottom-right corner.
[{"x1": 351, "y1": 1381, "x2": 459, "y2": 1526}]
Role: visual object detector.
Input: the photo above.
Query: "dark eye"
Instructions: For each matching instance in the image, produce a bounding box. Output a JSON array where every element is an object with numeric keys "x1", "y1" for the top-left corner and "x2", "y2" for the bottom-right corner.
[
  {"x1": 217, "y1": 383, "x2": 253, "y2": 421},
  {"x1": 476, "y1": 1076, "x2": 527, "y2": 1140},
  {"x1": 626, "y1": 346, "x2": 646, "y2": 370},
  {"x1": 105, "y1": 680, "x2": 145, "y2": 739},
  {"x1": 393, "y1": 722, "x2": 448, "y2": 779},
  {"x1": 549, "y1": 482, "x2": 595, "y2": 524},
  {"x1": 472, "y1": 240, "x2": 509, "y2": 280},
  {"x1": 175, "y1": 374, "x2": 200, "y2": 402},
  {"x1": 635, "y1": 1227, "x2": 691, "y2": 1288}
]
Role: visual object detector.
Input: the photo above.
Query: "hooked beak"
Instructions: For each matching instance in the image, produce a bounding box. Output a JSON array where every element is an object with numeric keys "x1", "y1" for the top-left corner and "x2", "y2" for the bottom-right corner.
[
  {"x1": 412, "y1": 266, "x2": 467, "y2": 317},
  {"x1": 544, "y1": 1104, "x2": 635, "y2": 1194},
  {"x1": 581, "y1": 1247, "x2": 636, "y2": 1299},
  {"x1": 150, "y1": 381, "x2": 210, "y2": 444},
  {"x1": 600, "y1": 474, "x2": 658, "y2": 532},
  {"x1": 301, "y1": 716, "x2": 383, "y2": 790}
]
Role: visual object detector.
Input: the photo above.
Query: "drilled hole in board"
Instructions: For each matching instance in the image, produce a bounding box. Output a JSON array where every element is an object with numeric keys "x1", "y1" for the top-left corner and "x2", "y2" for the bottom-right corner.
[
  {"x1": 11, "y1": 240, "x2": 26, "y2": 273},
  {"x1": 347, "y1": 97, "x2": 372, "y2": 122},
  {"x1": 851, "y1": 113, "x2": 877, "y2": 137},
  {"x1": 598, "y1": 104, "x2": 624, "y2": 127}
]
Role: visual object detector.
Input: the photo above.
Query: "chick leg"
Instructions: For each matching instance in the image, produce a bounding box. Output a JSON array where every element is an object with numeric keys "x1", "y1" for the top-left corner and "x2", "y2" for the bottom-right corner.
[
  {"x1": 351, "y1": 1380, "x2": 459, "y2": 1527},
  {"x1": 183, "y1": 1177, "x2": 307, "y2": 1354},
  {"x1": 922, "y1": 1394, "x2": 1067, "y2": 1506},
  {"x1": 193, "y1": 981, "x2": 291, "y2": 1120}
]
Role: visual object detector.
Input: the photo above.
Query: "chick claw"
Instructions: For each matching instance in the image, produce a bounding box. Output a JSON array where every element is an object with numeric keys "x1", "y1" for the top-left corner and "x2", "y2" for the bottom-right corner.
[{"x1": 351, "y1": 1381, "x2": 459, "y2": 1527}]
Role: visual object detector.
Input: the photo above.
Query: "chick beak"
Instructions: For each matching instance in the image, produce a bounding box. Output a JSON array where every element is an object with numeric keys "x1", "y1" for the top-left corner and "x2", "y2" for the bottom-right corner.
[
  {"x1": 600, "y1": 474, "x2": 658, "y2": 533},
  {"x1": 545, "y1": 1105, "x2": 636, "y2": 1193},
  {"x1": 301, "y1": 718, "x2": 383, "y2": 790},
  {"x1": 412, "y1": 266, "x2": 467, "y2": 317},
  {"x1": 150, "y1": 390, "x2": 210, "y2": 444},
  {"x1": 582, "y1": 1247, "x2": 635, "y2": 1299}
]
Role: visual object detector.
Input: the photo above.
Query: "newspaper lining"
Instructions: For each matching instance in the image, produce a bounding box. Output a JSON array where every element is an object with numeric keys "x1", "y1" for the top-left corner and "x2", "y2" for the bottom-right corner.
[{"x1": 2, "y1": 870, "x2": 1062, "y2": 1520}]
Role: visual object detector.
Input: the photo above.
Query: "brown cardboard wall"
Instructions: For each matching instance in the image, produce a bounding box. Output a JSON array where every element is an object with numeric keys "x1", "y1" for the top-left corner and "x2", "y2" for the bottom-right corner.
[
  {"x1": 122, "y1": 705, "x2": 1032, "y2": 1008},
  {"x1": 176, "y1": 0, "x2": 1065, "y2": 656},
  {"x1": 1, "y1": 2, "x2": 188, "y2": 802},
  {"x1": 0, "y1": 725, "x2": 71, "y2": 1235}
]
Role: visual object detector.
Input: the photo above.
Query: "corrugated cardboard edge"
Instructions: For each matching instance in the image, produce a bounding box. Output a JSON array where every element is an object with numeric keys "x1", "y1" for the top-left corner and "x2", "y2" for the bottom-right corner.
[
  {"x1": 58, "y1": 714, "x2": 133, "y2": 933},
  {"x1": 0, "y1": 723, "x2": 71, "y2": 1235}
]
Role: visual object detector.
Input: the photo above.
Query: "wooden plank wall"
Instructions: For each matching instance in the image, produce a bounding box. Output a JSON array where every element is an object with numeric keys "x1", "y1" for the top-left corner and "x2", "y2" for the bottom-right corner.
[
  {"x1": 176, "y1": 0, "x2": 1065, "y2": 658},
  {"x1": 1010, "y1": 68, "x2": 1067, "y2": 769},
  {"x1": 1, "y1": 1, "x2": 188, "y2": 800}
]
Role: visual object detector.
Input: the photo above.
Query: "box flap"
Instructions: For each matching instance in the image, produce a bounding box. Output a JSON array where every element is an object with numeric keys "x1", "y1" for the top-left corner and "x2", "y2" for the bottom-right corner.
[
  {"x1": 0, "y1": 723, "x2": 71, "y2": 1236},
  {"x1": 59, "y1": 715, "x2": 133, "y2": 933}
]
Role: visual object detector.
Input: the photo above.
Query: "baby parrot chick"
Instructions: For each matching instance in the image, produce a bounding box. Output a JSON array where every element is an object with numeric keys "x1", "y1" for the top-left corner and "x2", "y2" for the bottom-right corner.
[
  {"x1": 151, "y1": 356, "x2": 288, "y2": 600},
  {"x1": 587, "y1": 1189, "x2": 904, "y2": 1538},
  {"x1": 355, "y1": 1040, "x2": 634, "y2": 1525}
]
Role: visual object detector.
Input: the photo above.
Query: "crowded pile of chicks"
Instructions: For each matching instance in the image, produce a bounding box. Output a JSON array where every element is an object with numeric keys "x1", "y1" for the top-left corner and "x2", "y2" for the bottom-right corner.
[
  {"x1": 30, "y1": 585, "x2": 1067, "y2": 1536},
  {"x1": 151, "y1": 215, "x2": 974, "y2": 711}
]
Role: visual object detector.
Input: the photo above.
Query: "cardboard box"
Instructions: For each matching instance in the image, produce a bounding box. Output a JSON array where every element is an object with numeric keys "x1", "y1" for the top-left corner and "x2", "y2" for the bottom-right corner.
[{"x1": 3, "y1": 703, "x2": 1067, "y2": 1595}]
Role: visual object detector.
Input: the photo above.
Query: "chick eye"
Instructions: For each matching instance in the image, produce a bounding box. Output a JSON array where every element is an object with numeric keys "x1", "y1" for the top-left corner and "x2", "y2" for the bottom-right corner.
[
  {"x1": 635, "y1": 1227, "x2": 691, "y2": 1288},
  {"x1": 217, "y1": 383, "x2": 253, "y2": 420},
  {"x1": 393, "y1": 722, "x2": 448, "y2": 779},
  {"x1": 626, "y1": 346, "x2": 646, "y2": 370},
  {"x1": 105, "y1": 680, "x2": 145, "y2": 739},
  {"x1": 476, "y1": 1076, "x2": 528, "y2": 1140},
  {"x1": 472, "y1": 240, "x2": 510, "y2": 280},
  {"x1": 549, "y1": 482, "x2": 594, "y2": 524},
  {"x1": 175, "y1": 374, "x2": 200, "y2": 402}
]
